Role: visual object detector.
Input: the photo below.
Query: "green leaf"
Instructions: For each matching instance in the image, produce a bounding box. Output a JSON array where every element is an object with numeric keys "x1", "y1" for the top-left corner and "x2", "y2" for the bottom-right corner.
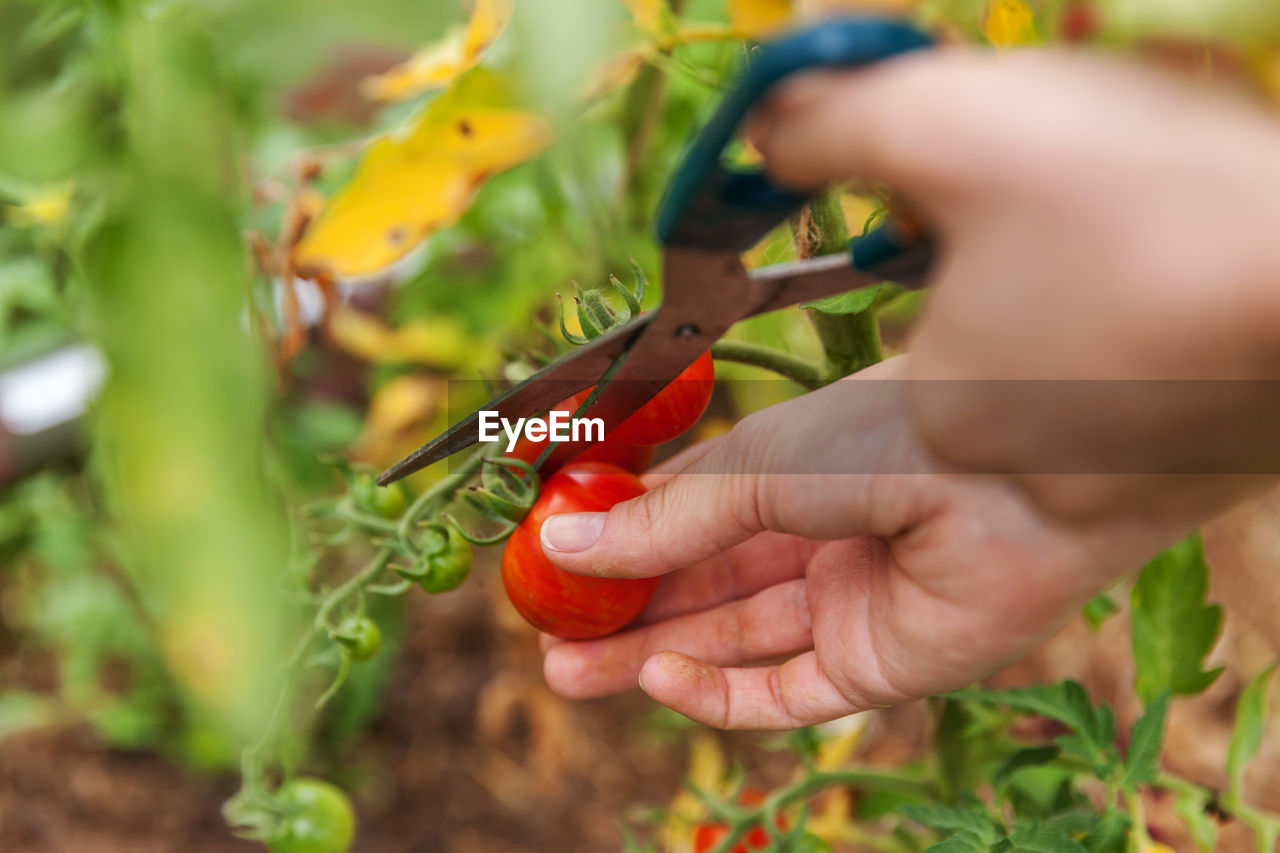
[
  {"x1": 994, "y1": 746, "x2": 1061, "y2": 790},
  {"x1": 1131, "y1": 535, "x2": 1223, "y2": 704},
  {"x1": 1006, "y1": 826, "x2": 1087, "y2": 853},
  {"x1": 923, "y1": 830, "x2": 989, "y2": 853},
  {"x1": 1226, "y1": 664, "x2": 1275, "y2": 799},
  {"x1": 952, "y1": 681, "x2": 1116, "y2": 772},
  {"x1": 1082, "y1": 594, "x2": 1118, "y2": 631},
  {"x1": 1082, "y1": 810, "x2": 1130, "y2": 853},
  {"x1": 1174, "y1": 791, "x2": 1218, "y2": 852},
  {"x1": 801, "y1": 282, "x2": 900, "y2": 316},
  {"x1": 902, "y1": 803, "x2": 1002, "y2": 842},
  {"x1": 1120, "y1": 692, "x2": 1169, "y2": 790}
]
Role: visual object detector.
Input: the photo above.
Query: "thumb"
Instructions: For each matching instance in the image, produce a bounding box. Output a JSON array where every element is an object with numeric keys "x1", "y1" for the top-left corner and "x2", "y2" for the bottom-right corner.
[{"x1": 539, "y1": 424, "x2": 770, "y2": 580}]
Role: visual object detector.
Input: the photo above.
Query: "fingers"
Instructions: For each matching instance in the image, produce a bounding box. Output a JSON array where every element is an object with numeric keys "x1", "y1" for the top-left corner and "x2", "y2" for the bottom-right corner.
[
  {"x1": 637, "y1": 650, "x2": 862, "y2": 730},
  {"x1": 539, "y1": 425, "x2": 772, "y2": 580},
  {"x1": 543, "y1": 578, "x2": 812, "y2": 699},
  {"x1": 746, "y1": 47, "x2": 987, "y2": 201},
  {"x1": 635, "y1": 532, "x2": 809, "y2": 625}
]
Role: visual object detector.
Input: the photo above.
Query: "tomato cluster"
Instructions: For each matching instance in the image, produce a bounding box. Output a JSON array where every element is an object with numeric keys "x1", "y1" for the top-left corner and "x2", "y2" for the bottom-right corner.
[
  {"x1": 692, "y1": 788, "x2": 787, "y2": 853},
  {"x1": 500, "y1": 352, "x2": 714, "y2": 639}
]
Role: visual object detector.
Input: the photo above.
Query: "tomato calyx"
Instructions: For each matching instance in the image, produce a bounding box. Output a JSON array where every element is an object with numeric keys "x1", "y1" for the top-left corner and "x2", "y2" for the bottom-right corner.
[
  {"x1": 393, "y1": 521, "x2": 473, "y2": 592},
  {"x1": 329, "y1": 615, "x2": 381, "y2": 661},
  {"x1": 558, "y1": 259, "x2": 646, "y2": 344}
]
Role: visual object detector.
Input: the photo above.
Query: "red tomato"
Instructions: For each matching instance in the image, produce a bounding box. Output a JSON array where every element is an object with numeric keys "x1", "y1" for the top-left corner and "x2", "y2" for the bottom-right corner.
[
  {"x1": 506, "y1": 396, "x2": 654, "y2": 476},
  {"x1": 692, "y1": 788, "x2": 785, "y2": 853},
  {"x1": 501, "y1": 462, "x2": 660, "y2": 640},
  {"x1": 573, "y1": 351, "x2": 714, "y2": 446}
]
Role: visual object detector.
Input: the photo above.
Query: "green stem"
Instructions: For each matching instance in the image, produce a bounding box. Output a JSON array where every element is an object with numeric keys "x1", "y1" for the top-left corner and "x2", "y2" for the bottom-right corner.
[
  {"x1": 396, "y1": 451, "x2": 486, "y2": 541},
  {"x1": 710, "y1": 340, "x2": 824, "y2": 389},
  {"x1": 1156, "y1": 772, "x2": 1280, "y2": 852},
  {"x1": 793, "y1": 192, "x2": 887, "y2": 382},
  {"x1": 808, "y1": 309, "x2": 884, "y2": 380}
]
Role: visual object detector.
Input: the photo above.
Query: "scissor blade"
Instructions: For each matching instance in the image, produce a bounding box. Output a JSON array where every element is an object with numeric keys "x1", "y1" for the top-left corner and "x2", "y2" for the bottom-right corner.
[
  {"x1": 377, "y1": 247, "x2": 921, "y2": 485},
  {"x1": 375, "y1": 318, "x2": 650, "y2": 485}
]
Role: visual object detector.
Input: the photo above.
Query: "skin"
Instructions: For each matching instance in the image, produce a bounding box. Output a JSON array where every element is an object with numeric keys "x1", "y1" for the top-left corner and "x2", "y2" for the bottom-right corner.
[{"x1": 534, "y1": 49, "x2": 1280, "y2": 729}]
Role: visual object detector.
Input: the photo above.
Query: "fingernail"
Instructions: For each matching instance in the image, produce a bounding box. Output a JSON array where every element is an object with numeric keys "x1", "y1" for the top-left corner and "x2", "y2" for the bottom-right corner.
[{"x1": 541, "y1": 512, "x2": 606, "y2": 553}]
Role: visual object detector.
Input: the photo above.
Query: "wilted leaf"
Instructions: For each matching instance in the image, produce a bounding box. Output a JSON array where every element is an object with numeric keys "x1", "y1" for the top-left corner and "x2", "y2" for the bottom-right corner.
[
  {"x1": 1131, "y1": 535, "x2": 1223, "y2": 704},
  {"x1": 361, "y1": 0, "x2": 512, "y2": 103},
  {"x1": 984, "y1": 0, "x2": 1040, "y2": 47},
  {"x1": 327, "y1": 306, "x2": 475, "y2": 367},
  {"x1": 1120, "y1": 692, "x2": 1168, "y2": 790},
  {"x1": 295, "y1": 71, "x2": 552, "y2": 277},
  {"x1": 1226, "y1": 664, "x2": 1274, "y2": 799},
  {"x1": 730, "y1": 0, "x2": 794, "y2": 38}
]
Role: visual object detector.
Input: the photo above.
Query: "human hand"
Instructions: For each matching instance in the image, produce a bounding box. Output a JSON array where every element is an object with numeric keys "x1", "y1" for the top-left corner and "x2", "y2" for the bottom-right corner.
[
  {"x1": 536, "y1": 359, "x2": 1199, "y2": 729},
  {"x1": 748, "y1": 48, "x2": 1280, "y2": 518}
]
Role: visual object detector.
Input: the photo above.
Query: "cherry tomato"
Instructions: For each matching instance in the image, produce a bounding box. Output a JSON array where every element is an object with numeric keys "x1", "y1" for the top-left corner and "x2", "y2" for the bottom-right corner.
[
  {"x1": 578, "y1": 351, "x2": 714, "y2": 446},
  {"x1": 501, "y1": 462, "x2": 659, "y2": 639},
  {"x1": 352, "y1": 473, "x2": 407, "y2": 519},
  {"x1": 692, "y1": 788, "x2": 787, "y2": 853},
  {"x1": 268, "y1": 778, "x2": 355, "y2": 853},
  {"x1": 506, "y1": 397, "x2": 655, "y2": 476},
  {"x1": 333, "y1": 616, "x2": 381, "y2": 661},
  {"x1": 415, "y1": 524, "x2": 473, "y2": 593}
]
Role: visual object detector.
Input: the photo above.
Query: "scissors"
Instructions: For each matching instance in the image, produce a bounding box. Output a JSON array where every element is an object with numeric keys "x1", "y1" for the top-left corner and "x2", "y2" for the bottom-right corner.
[{"x1": 379, "y1": 17, "x2": 934, "y2": 487}]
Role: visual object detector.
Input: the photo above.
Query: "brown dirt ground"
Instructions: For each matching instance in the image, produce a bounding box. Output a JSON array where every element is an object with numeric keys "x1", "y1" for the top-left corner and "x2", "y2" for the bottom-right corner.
[{"x1": 4, "y1": 490, "x2": 1280, "y2": 852}]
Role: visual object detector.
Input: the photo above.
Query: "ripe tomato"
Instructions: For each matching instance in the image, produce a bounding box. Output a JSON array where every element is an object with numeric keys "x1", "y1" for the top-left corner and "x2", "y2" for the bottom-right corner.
[
  {"x1": 691, "y1": 788, "x2": 787, "y2": 853},
  {"x1": 585, "y1": 351, "x2": 714, "y2": 446},
  {"x1": 268, "y1": 778, "x2": 355, "y2": 853},
  {"x1": 501, "y1": 462, "x2": 659, "y2": 639},
  {"x1": 506, "y1": 396, "x2": 654, "y2": 476},
  {"x1": 333, "y1": 615, "x2": 381, "y2": 661}
]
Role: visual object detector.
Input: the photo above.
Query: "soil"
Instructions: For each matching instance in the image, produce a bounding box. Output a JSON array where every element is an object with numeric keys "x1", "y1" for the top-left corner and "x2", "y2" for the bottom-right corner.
[{"x1": 4, "y1": 498, "x2": 1280, "y2": 852}]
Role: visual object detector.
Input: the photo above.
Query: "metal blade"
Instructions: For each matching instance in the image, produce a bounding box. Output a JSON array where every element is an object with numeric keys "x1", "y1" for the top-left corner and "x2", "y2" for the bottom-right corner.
[
  {"x1": 375, "y1": 319, "x2": 650, "y2": 485},
  {"x1": 377, "y1": 250, "x2": 909, "y2": 484}
]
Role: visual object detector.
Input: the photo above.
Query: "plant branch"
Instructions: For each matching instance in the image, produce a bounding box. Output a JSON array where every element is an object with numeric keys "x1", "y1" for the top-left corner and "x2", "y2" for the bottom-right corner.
[{"x1": 710, "y1": 340, "x2": 824, "y2": 389}]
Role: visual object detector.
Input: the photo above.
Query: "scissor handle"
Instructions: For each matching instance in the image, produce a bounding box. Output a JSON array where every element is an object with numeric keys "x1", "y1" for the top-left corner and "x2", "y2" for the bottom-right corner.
[{"x1": 655, "y1": 17, "x2": 932, "y2": 269}]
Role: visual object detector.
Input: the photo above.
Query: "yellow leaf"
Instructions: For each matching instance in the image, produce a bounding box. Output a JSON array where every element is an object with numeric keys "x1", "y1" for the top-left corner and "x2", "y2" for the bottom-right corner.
[
  {"x1": 658, "y1": 733, "x2": 727, "y2": 851},
  {"x1": 984, "y1": 0, "x2": 1040, "y2": 47},
  {"x1": 625, "y1": 0, "x2": 669, "y2": 33},
  {"x1": 583, "y1": 48, "x2": 650, "y2": 101},
  {"x1": 6, "y1": 182, "x2": 73, "y2": 229},
  {"x1": 295, "y1": 76, "x2": 552, "y2": 277},
  {"x1": 362, "y1": 0, "x2": 512, "y2": 103},
  {"x1": 730, "y1": 0, "x2": 793, "y2": 38},
  {"x1": 353, "y1": 373, "x2": 445, "y2": 469},
  {"x1": 327, "y1": 307, "x2": 475, "y2": 367}
]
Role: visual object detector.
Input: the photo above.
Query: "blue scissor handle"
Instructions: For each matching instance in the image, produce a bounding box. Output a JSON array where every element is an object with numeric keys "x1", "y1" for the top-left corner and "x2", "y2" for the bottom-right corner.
[{"x1": 656, "y1": 18, "x2": 932, "y2": 272}]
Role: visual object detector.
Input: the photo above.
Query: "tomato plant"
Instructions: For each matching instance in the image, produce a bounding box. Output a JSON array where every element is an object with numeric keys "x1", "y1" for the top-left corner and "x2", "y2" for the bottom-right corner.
[
  {"x1": 692, "y1": 788, "x2": 786, "y2": 853},
  {"x1": 267, "y1": 778, "x2": 355, "y2": 853},
  {"x1": 501, "y1": 462, "x2": 660, "y2": 639}
]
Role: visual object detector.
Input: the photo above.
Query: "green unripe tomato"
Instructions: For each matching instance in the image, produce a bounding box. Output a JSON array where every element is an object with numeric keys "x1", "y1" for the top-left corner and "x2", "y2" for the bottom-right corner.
[
  {"x1": 333, "y1": 616, "x2": 381, "y2": 661},
  {"x1": 267, "y1": 778, "x2": 355, "y2": 853},
  {"x1": 351, "y1": 473, "x2": 407, "y2": 520},
  {"x1": 416, "y1": 524, "x2": 472, "y2": 593}
]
